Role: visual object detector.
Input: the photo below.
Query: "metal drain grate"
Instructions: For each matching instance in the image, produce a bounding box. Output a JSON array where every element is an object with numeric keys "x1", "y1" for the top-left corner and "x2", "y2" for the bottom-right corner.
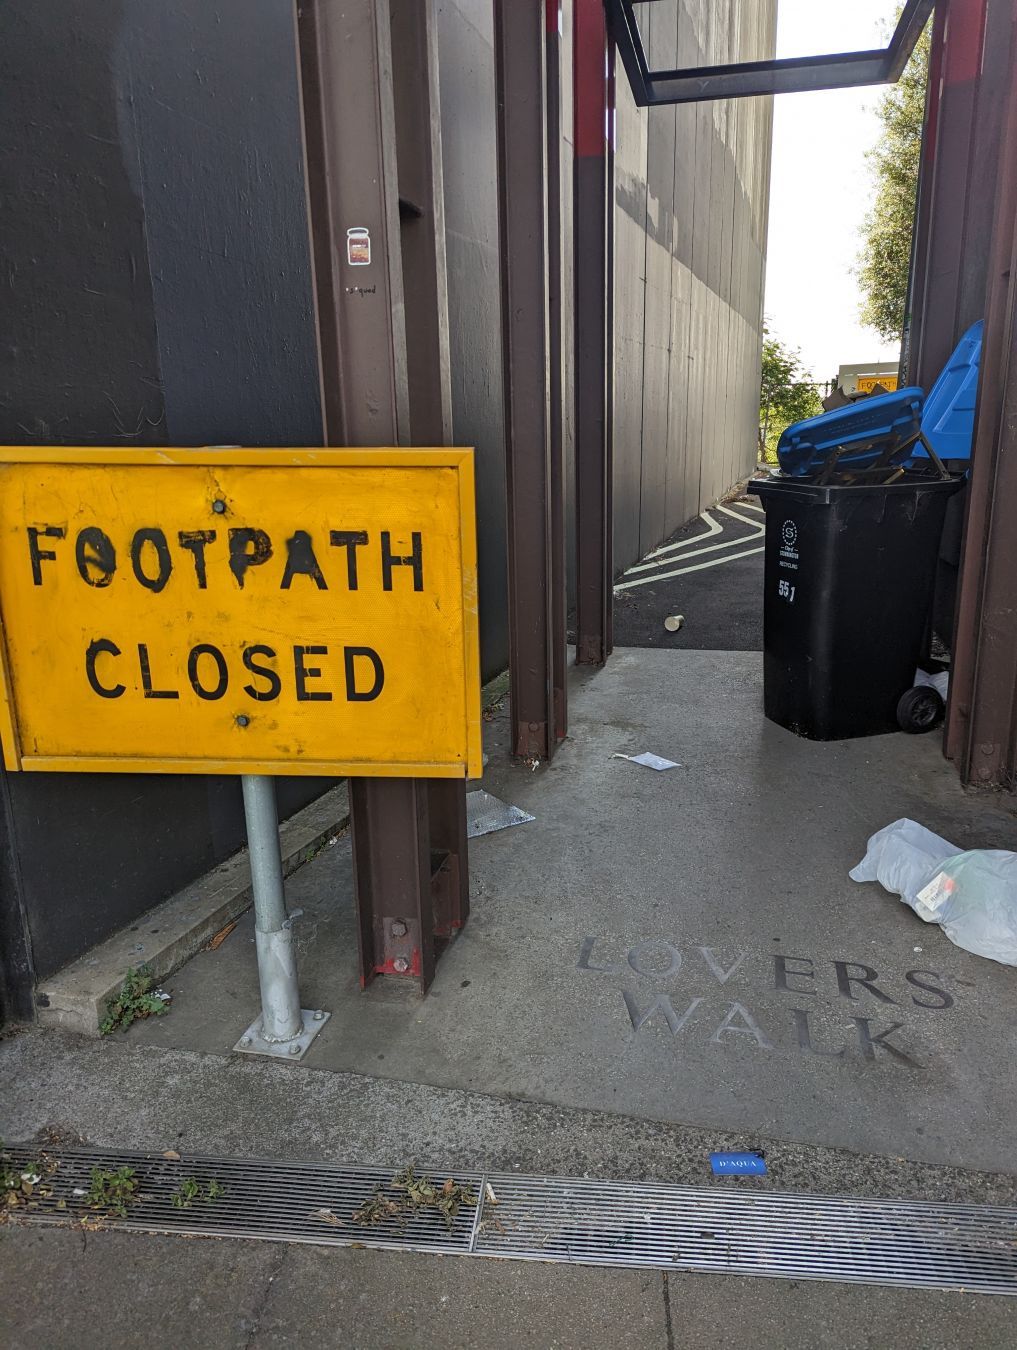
[
  {"x1": 3, "y1": 1149, "x2": 482, "y2": 1257},
  {"x1": 473, "y1": 1174, "x2": 1017, "y2": 1294},
  {"x1": 5, "y1": 1147, "x2": 1017, "y2": 1295}
]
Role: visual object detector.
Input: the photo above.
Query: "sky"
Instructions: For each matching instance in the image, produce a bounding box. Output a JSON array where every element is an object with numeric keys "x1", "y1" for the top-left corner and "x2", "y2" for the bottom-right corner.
[{"x1": 764, "y1": 0, "x2": 906, "y2": 382}]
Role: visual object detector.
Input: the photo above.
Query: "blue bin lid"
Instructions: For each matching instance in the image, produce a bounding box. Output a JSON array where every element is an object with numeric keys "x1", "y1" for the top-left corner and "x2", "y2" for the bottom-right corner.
[
  {"x1": 911, "y1": 319, "x2": 983, "y2": 464},
  {"x1": 776, "y1": 387, "x2": 924, "y2": 478}
]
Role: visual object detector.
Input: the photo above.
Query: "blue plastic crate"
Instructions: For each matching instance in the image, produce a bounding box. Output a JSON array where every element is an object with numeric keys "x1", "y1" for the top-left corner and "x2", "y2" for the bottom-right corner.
[
  {"x1": 776, "y1": 387, "x2": 924, "y2": 478},
  {"x1": 910, "y1": 320, "x2": 983, "y2": 465}
]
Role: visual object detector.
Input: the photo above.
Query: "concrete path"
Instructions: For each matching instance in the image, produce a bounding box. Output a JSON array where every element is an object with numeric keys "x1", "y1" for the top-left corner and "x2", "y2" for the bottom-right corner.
[
  {"x1": 4, "y1": 1225, "x2": 1011, "y2": 1350},
  {"x1": 127, "y1": 650, "x2": 1017, "y2": 1173},
  {"x1": 4, "y1": 648, "x2": 1017, "y2": 1345}
]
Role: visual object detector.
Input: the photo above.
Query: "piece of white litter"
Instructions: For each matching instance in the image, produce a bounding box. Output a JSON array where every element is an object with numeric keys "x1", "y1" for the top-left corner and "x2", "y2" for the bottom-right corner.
[
  {"x1": 612, "y1": 751, "x2": 681, "y2": 772},
  {"x1": 466, "y1": 790, "x2": 535, "y2": 839},
  {"x1": 485, "y1": 1182, "x2": 498, "y2": 1205}
]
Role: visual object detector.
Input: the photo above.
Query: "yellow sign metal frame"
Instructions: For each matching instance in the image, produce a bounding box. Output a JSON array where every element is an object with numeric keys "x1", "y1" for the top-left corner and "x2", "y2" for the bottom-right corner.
[{"x1": 0, "y1": 447, "x2": 482, "y2": 779}]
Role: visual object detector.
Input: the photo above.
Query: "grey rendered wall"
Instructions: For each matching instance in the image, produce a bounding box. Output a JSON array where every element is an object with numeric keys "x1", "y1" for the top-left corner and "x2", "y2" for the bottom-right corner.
[
  {"x1": 435, "y1": 0, "x2": 511, "y2": 680},
  {"x1": 0, "y1": 0, "x2": 329, "y2": 995},
  {"x1": 612, "y1": 0, "x2": 776, "y2": 571}
]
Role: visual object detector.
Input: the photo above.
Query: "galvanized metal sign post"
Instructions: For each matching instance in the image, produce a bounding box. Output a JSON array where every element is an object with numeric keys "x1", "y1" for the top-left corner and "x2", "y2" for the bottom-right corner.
[{"x1": 0, "y1": 446, "x2": 481, "y2": 1057}]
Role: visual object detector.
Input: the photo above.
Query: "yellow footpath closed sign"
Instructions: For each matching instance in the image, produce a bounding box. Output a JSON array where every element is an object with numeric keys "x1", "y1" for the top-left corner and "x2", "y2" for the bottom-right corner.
[{"x1": 0, "y1": 448, "x2": 481, "y2": 778}]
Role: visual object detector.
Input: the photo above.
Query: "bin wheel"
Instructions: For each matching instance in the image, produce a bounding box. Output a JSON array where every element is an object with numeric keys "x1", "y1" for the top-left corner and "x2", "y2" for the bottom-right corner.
[{"x1": 897, "y1": 686, "x2": 945, "y2": 733}]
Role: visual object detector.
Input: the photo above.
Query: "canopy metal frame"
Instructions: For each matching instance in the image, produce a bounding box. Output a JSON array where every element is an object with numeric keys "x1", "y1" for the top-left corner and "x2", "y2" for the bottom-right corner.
[{"x1": 605, "y1": 0, "x2": 936, "y2": 106}]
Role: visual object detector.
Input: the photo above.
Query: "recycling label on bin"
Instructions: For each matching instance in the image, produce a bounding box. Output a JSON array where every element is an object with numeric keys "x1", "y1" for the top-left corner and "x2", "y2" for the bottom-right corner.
[{"x1": 779, "y1": 519, "x2": 799, "y2": 569}]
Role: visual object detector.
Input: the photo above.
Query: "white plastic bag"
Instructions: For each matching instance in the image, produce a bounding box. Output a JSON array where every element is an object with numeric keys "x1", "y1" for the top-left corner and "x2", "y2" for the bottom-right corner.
[
  {"x1": 915, "y1": 852, "x2": 1017, "y2": 966},
  {"x1": 850, "y1": 818, "x2": 1017, "y2": 967},
  {"x1": 849, "y1": 818, "x2": 959, "y2": 905}
]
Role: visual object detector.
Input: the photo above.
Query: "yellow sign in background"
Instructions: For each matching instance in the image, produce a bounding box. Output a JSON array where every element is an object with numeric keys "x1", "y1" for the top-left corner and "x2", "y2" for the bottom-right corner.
[
  {"x1": 0, "y1": 448, "x2": 481, "y2": 777},
  {"x1": 856, "y1": 374, "x2": 899, "y2": 394}
]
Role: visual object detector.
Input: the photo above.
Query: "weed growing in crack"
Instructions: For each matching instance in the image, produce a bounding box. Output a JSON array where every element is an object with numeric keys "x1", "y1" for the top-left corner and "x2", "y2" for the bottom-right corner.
[
  {"x1": 83, "y1": 1166, "x2": 139, "y2": 1218},
  {"x1": 171, "y1": 1177, "x2": 226, "y2": 1209},
  {"x1": 100, "y1": 966, "x2": 171, "y2": 1035}
]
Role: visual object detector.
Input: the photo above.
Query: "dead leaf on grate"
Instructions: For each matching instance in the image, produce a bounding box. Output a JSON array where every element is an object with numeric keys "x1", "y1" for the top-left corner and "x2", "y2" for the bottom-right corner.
[
  {"x1": 311, "y1": 1207, "x2": 345, "y2": 1227},
  {"x1": 350, "y1": 1167, "x2": 478, "y2": 1231},
  {"x1": 351, "y1": 1187, "x2": 404, "y2": 1226}
]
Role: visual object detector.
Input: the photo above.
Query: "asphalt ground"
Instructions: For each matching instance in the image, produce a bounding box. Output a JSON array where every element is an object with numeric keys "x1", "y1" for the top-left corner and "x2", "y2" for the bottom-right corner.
[{"x1": 612, "y1": 496, "x2": 765, "y2": 651}]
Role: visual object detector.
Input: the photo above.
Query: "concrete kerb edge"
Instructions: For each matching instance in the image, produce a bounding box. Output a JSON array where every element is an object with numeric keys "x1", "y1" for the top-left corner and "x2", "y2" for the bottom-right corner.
[{"x1": 36, "y1": 783, "x2": 350, "y2": 1038}]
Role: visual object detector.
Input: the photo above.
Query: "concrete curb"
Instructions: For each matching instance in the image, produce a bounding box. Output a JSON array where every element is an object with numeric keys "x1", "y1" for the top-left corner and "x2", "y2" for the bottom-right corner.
[{"x1": 36, "y1": 784, "x2": 350, "y2": 1037}]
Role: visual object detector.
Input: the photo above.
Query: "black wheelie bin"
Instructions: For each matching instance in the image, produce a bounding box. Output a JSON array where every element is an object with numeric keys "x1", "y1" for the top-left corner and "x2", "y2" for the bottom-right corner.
[{"x1": 750, "y1": 388, "x2": 962, "y2": 740}]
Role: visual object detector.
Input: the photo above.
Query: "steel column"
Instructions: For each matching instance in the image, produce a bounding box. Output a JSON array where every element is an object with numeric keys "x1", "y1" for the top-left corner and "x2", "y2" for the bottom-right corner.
[
  {"x1": 901, "y1": 2, "x2": 947, "y2": 382},
  {"x1": 295, "y1": 0, "x2": 467, "y2": 990},
  {"x1": 296, "y1": 0, "x2": 409, "y2": 447},
  {"x1": 390, "y1": 0, "x2": 470, "y2": 935},
  {"x1": 390, "y1": 0, "x2": 453, "y2": 447},
  {"x1": 546, "y1": 0, "x2": 569, "y2": 738},
  {"x1": 908, "y1": 0, "x2": 991, "y2": 392},
  {"x1": 350, "y1": 777, "x2": 436, "y2": 986},
  {"x1": 573, "y1": 0, "x2": 614, "y2": 666},
  {"x1": 945, "y1": 5, "x2": 1017, "y2": 787},
  {"x1": 493, "y1": 0, "x2": 562, "y2": 760}
]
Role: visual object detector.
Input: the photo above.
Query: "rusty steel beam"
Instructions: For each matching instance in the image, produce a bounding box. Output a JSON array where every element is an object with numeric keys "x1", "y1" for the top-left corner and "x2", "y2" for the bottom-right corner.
[
  {"x1": 573, "y1": 0, "x2": 614, "y2": 666},
  {"x1": 295, "y1": 0, "x2": 467, "y2": 990},
  {"x1": 546, "y1": 0, "x2": 569, "y2": 739},
  {"x1": 493, "y1": 0, "x2": 563, "y2": 760},
  {"x1": 389, "y1": 0, "x2": 470, "y2": 937},
  {"x1": 295, "y1": 0, "x2": 409, "y2": 447},
  {"x1": 350, "y1": 778, "x2": 436, "y2": 987},
  {"x1": 390, "y1": 0, "x2": 453, "y2": 447},
  {"x1": 946, "y1": 4, "x2": 1017, "y2": 788},
  {"x1": 909, "y1": 0, "x2": 990, "y2": 392},
  {"x1": 900, "y1": 1, "x2": 947, "y2": 381}
]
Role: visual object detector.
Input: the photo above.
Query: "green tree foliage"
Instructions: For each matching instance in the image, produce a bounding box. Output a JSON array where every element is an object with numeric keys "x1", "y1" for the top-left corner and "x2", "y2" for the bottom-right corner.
[
  {"x1": 858, "y1": 12, "x2": 931, "y2": 342},
  {"x1": 759, "y1": 326, "x2": 823, "y2": 462}
]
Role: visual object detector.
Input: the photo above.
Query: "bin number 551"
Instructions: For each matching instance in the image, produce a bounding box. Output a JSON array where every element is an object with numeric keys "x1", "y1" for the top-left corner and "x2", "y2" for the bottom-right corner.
[{"x1": 778, "y1": 579, "x2": 796, "y2": 604}]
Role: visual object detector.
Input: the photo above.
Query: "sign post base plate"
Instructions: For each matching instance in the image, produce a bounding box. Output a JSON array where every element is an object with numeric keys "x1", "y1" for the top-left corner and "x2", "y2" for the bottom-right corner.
[{"x1": 233, "y1": 1007, "x2": 331, "y2": 1062}]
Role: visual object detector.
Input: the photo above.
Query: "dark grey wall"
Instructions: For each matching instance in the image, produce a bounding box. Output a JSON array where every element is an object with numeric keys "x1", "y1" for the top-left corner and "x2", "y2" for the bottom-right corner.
[
  {"x1": 116, "y1": 3, "x2": 325, "y2": 446},
  {"x1": 0, "y1": 0, "x2": 329, "y2": 1001},
  {"x1": 612, "y1": 0, "x2": 776, "y2": 571},
  {"x1": 0, "y1": 2, "x2": 165, "y2": 449}
]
